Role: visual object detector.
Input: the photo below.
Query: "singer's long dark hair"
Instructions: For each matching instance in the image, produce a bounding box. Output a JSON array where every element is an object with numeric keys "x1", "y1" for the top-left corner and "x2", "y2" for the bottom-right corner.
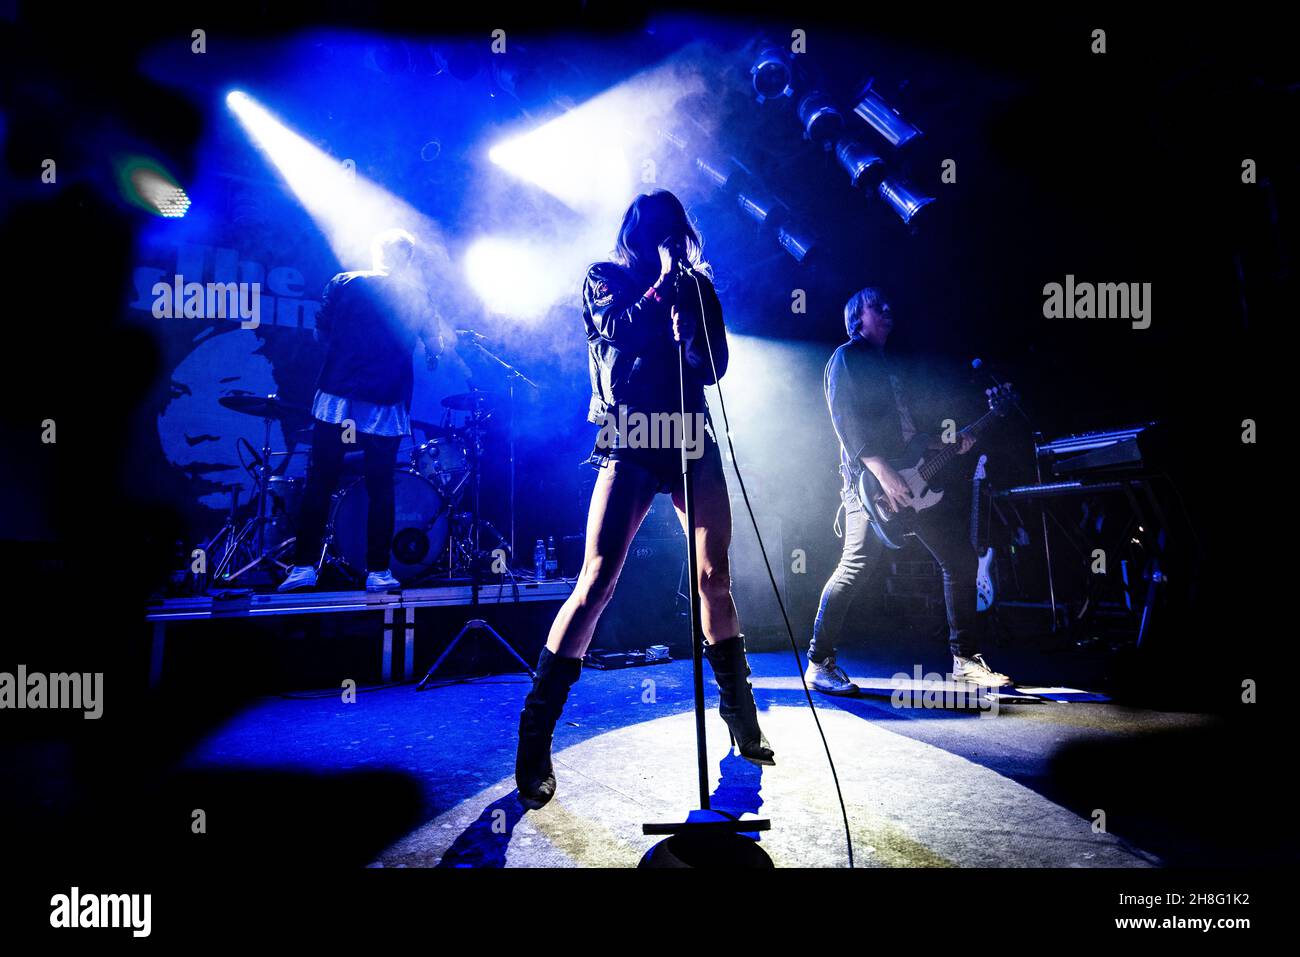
[{"x1": 611, "y1": 190, "x2": 712, "y2": 281}]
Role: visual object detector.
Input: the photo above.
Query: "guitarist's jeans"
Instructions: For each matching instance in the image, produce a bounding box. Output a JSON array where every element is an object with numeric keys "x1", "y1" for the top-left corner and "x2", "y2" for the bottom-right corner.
[{"x1": 810, "y1": 492, "x2": 980, "y2": 661}]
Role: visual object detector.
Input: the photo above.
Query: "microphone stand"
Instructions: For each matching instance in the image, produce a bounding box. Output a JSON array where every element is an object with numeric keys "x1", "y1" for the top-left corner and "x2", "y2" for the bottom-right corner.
[
  {"x1": 463, "y1": 337, "x2": 539, "y2": 566},
  {"x1": 416, "y1": 343, "x2": 538, "y2": 690},
  {"x1": 639, "y1": 265, "x2": 773, "y2": 868}
]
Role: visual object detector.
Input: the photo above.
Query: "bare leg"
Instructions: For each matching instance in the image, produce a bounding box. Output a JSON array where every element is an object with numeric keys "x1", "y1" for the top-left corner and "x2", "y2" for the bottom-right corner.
[
  {"x1": 669, "y1": 438, "x2": 740, "y2": 643},
  {"x1": 545, "y1": 460, "x2": 658, "y2": 658},
  {"x1": 672, "y1": 437, "x2": 773, "y2": 762}
]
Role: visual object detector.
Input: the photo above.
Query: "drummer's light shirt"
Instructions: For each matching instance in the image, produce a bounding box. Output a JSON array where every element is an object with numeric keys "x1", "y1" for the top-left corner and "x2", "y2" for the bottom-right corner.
[{"x1": 311, "y1": 389, "x2": 410, "y2": 437}]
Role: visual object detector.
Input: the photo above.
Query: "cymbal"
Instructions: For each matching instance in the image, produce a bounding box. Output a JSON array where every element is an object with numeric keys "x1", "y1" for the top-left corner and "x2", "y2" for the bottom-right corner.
[
  {"x1": 441, "y1": 391, "x2": 497, "y2": 412},
  {"x1": 219, "y1": 394, "x2": 312, "y2": 423}
]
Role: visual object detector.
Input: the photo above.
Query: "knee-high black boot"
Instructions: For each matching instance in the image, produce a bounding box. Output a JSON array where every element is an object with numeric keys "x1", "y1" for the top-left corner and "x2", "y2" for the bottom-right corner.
[
  {"x1": 703, "y1": 635, "x2": 775, "y2": 766},
  {"x1": 515, "y1": 647, "x2": 583, "y2": 810}
]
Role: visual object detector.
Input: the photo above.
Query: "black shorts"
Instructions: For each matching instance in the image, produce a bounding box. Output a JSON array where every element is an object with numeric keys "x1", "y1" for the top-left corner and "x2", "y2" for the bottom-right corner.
[{"x1": 586, "y1": 417, "x2": 720, "y2": 494}]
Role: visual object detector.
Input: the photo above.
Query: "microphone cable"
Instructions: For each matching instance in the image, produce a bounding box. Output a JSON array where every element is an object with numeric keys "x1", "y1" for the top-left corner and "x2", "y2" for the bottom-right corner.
[{"x1": 683, "y1": 268, "x2": 855, "y2": 868}]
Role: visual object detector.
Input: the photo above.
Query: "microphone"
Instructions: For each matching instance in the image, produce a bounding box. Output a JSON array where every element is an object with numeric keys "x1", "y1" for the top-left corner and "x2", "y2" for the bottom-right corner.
[
  {"x1": 455, "y1": 328, "x2": 490, "y2": 343},
  {"x1": 662, "y1": 237, "x2": 692, "y2": 277}
]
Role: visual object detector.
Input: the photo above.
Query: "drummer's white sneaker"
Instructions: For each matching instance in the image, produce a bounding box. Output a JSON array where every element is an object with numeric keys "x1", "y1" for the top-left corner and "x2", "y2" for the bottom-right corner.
[
  {"x1": 365, "y1": 569, "x2": 400, "y2": 592},
  {"x1": 278, "y1": 565, "x2": 317, "y2": 592}
]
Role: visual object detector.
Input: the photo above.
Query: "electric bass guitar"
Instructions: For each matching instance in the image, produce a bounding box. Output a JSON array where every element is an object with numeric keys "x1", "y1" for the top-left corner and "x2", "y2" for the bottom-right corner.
[
  {"x1": 854, "y1": 383, "x2": 1017, "y2": 549},
  {"x1": 970, "y1": 453, "x2": 995, "y2": 612}
]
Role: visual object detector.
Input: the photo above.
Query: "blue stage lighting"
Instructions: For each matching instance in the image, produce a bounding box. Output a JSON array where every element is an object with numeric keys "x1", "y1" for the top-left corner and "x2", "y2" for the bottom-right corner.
[
  {"x1": 488, "y1": 105, "x2": 634, "y2": 218},
  {"x1": 226, "y1": 89, "x2": 435, "y2": 266},
  {"x1": 464, "y1": 235, "x2": 572, "y2": 321},
  {"x1": 487, "y1": 58, "x2": 711, "y2": 217}
]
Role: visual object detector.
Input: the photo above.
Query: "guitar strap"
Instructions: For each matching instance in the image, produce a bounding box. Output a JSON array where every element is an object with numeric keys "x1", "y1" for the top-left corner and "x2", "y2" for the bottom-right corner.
[{"x1": 888, "y1": 371, "x2": 918, "y2": 444}]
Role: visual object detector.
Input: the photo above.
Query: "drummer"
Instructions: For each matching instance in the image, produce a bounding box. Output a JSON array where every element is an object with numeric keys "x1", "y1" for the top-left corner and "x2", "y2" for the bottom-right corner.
[{"x1": 279, "y1": 228, "x2": 442, "y2": 592}]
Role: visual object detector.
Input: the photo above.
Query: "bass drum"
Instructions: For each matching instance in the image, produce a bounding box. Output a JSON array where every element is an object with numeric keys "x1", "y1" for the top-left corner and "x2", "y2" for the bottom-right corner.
[{"x1": 331, "y1": 469, "x2": 449, "y2": 583}]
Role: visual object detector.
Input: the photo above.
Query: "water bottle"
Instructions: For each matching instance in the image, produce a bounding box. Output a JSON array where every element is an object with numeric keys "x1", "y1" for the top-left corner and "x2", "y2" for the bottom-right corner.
[
  {"x1": 545, "y1": 536, "x2": 558, "y2": 580},
  {"x1": 534, "y1": 539, "x2": 546, "y2": 581}
]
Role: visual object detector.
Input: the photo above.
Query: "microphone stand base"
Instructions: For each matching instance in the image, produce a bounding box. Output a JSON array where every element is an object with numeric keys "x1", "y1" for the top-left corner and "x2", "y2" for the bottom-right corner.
[{"x1": 639, "y1": 810, "x2": 773, "y2": 868}]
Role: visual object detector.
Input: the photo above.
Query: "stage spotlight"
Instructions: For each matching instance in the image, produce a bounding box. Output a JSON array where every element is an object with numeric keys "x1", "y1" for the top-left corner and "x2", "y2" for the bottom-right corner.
[
  {"x1": 658, "y1": 127, "x2": 689, "y2": 154},
  {"x1": 833, "y1": 138, "x2": 932, "y2": 225},
  {"x1": 736, "y1": 187, "x2": 786, "y2": 229},
  {"x1": 133, "y1": 169, "x2": 191, "y2": 218},
  {"x1": 695, "y1": 153, "x2": 739, "y2": 192},
  {"x1": 853, "y1": 85, "x2": 922, "y2": 148},
  {"x1": 226, "y1": 89, "x2": 435, "y2": 265},
  {"x1": 835, "y1": 139, "x2": 884, "y2": 188},
  {"x1": 798, "y1": 92, "x2": 844, "y2": 147},
  {"x1": 115, "y1": 156, "x2": 191, "y2": 218},
  {"x1": 776, "y1": 224, "x2": 814, "y2": 262},
  {"x1": 876, "y1": 177, "x2": 935, "y2": 224},
  {"x1": 751, "y1": 47, "x2": 794, "y2": 102}
]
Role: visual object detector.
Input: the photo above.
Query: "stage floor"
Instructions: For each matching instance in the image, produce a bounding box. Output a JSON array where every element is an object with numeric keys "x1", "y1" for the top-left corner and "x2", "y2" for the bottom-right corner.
[{"x1": 166, "y1": 648, "x2": 1266, "y2": 868}]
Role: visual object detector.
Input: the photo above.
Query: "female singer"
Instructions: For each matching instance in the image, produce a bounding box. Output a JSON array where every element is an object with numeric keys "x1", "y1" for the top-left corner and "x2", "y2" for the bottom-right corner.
[{"x1": 515, "y1": 189, "x2": 773, "y2": 810}]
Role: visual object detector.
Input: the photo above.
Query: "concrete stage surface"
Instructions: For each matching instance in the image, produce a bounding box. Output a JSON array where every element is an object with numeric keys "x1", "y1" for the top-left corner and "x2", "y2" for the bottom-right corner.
[{"x1": 170, "y1": 643, "x2": 1272, "y2": 869}]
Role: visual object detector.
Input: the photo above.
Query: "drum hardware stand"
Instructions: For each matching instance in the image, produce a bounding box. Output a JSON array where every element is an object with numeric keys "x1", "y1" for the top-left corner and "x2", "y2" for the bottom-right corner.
[
  {"x1": 197, "y1": 484, "x2": 244, "y2": 591},
  {"x1": 463, "y1": 337, "x2": 539, "y2": 569},
  {"x1": 639, "y1": 323, "x2": 772, "y2": 867},
  {"x1": 416, "y1": 394, "x2": 533, "y2": 687},
  {"x1": 311, "y1": 487, "x2": 366, "y2": 587},
  {"x1": 214, "y1": 401, "x2": 301, "y2": 586}
]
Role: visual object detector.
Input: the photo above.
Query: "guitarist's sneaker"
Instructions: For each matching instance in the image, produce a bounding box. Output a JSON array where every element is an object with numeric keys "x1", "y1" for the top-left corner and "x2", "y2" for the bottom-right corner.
[
  {"x1": 805, "y1": 656, "x2": 860, "y2": 696},
  {"x1": 277, "y1": 565, "x2": 318, "y2": 592},
  {"x1": 952, "y1": 654, "x2": 1012, "y2": 688}
]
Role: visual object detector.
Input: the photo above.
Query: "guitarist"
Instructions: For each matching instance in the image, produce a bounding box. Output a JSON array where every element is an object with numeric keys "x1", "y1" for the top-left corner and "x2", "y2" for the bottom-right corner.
[{"x1": 804, "y1": 287, "x2": 1012, "y2": 694}]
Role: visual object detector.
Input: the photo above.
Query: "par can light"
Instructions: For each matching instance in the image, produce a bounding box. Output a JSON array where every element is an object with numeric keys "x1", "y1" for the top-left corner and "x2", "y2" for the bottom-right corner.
[
  {"x1": 751, "y1": 47, "x2": 794, "y2": 102},
  {"x1": 854, "y1": 85, "x2": 922, "y2": 148}
]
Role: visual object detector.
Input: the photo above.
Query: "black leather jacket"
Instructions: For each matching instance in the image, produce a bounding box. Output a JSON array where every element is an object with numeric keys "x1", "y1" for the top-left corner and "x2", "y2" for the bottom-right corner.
[
  {"x1": 582, "y1": 261, "x2": 727, "y2": 425},
  {"x1": 314, "y1": 270, "x2": 437, "y2": 408}
]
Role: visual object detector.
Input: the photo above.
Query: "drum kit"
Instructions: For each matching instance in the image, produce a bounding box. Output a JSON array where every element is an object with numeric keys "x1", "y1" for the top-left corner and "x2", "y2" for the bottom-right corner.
[{"x1": 201, "y1": 387, "x2": 517, "y2": 591}]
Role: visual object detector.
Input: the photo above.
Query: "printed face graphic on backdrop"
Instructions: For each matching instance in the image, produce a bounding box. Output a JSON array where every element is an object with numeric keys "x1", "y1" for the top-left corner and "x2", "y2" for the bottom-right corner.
[{"x1": 158, "y1": 328, "x2": 294, "y2": 511}]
